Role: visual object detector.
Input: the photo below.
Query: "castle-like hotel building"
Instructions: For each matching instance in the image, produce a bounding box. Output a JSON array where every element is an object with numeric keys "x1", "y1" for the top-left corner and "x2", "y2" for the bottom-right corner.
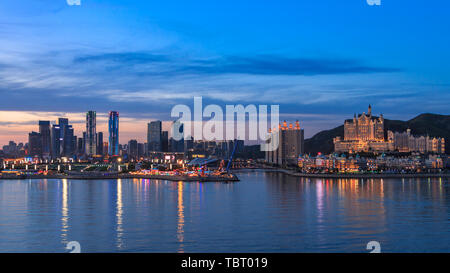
[{"x1": 334, "y1": 105, "x2": 445, "y2": 154}]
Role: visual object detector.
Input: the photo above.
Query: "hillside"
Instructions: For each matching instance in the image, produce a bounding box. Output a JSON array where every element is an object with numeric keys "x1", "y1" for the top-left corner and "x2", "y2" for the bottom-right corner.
[{"x1": 304, "y1": 113, "x2": 450, "y2": 155}]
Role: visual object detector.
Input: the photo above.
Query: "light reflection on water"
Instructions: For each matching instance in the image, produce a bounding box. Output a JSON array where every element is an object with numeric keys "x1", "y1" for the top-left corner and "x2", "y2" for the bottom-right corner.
[{"x1": 0, "y1": 171, "x2": 449, "y2": 253}]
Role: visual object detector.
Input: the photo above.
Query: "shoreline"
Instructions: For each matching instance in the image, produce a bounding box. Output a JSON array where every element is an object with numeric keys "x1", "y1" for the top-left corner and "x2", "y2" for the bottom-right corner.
[
  {"x1": 235, "y1": 168, "x2": 450, "y2": 179},
  {"x1": 0, "y1": 173, "x2": 240, "y2": 182},
  {"x1": 1, "y1": 169, "x2": 449, "y2": 180}
]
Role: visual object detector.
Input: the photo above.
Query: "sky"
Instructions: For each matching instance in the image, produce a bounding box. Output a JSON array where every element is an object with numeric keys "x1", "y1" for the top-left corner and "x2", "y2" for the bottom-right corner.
[{"x1": 0, "y1": 0, "x2": 449, "y2": 145}]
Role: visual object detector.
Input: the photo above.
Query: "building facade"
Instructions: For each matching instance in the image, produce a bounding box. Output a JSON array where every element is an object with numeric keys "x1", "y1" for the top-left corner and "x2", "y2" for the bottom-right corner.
[
  {"x1": 334, "y1": 105, "x2": 393, "y2": 153},
  {"x1": 147, "y1": 120, "x2": 162, "y2": 152},
  {"x1": 392, "y1": 129, "x2": 445, "y2": 153},
  {"x1": 28, "y1": 132, "x2": 42, "y2": 158},
  {"x1": 108, "y1": 111, "x2": 119, "y2": 156},
  {"x1": 265, "y1": 121, "x2": 304, "y2": 166},
  {"x1": 85, "y1": 111, "x2": 97, "y2": 156},
  {"x1": 39, "y1": 121, "x2": 51, "y2": 159}
]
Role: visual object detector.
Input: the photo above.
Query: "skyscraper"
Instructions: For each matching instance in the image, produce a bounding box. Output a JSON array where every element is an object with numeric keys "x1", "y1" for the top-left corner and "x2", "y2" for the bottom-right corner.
[
  {"x1": 51, "y1": 124, "x2": 61, "y2": 158},
  {"x1": 162, "y1": 131, "x2": 169, "y2": 152},
  {"x1": 128, "y1": 139, "x2": 138, "y2": 160},
  {"x1": 266, "y1": 121, "x2": 305, "y2": 166},
  {"x1": 39, "y1": 120, "x2": 51, "y2": 159},
  {"x1": 62, "y1": 125, "x2": 74, "y2": 157},
  {"x1": 28, "y1": 132, "x2": 43, "y2": 158},
  {"x1": 28, "y1": 132, "x2": 42, "y2": 157},
  {"x1": 96, "y1": 132, "x2": 103, "y2": 155},
  {"x1": 147, "y1": 120, "x2": 162, "y2": 152},
  {"x1": 86, "y1": 111, "x2": 97, "y2": 156},
  {"x1": 109, "y1": 111, "x2": 119, "y2": 156},
  {"x1": 51, "y1": 118, "x2": 75, "y2": 158}
]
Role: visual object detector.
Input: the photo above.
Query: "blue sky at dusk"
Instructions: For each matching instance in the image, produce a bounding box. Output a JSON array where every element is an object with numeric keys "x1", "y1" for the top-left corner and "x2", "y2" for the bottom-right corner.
[{"x1": 0, "y1": 0, "x2": 449, "y2": 144}]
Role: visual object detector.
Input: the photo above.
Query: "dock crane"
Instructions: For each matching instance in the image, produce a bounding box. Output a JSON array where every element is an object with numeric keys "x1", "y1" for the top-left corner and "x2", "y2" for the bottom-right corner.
[{"x1": 225, "y1": 140, "x2": 239, "y2": 173}]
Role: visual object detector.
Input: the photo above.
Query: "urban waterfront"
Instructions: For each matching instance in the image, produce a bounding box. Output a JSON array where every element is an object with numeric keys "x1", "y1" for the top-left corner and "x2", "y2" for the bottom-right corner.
[{"x1": 0, "y1": 170, "x2": 449, "y2": 253}]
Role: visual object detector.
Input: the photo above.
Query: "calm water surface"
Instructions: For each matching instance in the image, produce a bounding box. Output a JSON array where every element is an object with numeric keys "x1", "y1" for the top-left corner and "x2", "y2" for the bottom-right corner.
[{"x1": 0, "y1": 170, "x2": 449, "y2": 253}]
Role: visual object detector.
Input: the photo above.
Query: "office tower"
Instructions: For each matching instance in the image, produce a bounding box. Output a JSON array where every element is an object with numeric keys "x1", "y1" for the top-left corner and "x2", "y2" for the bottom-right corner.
[
  {"x1": 2, "y1": 141, "x2": 18, "y2": 157},
  {"x1": 103, "y1": 142, "x2": 108, "y2": 155},
  {"x1": 168, "y1": 121, "x2": 184, "y2": 153},
  {"x1": 147, "y1": 120, "x2": 162, "y2": 152},
  {"x1": 183, "y1": 135, "x2": 193, "y2": 153},
  {"x1": 128, "y1": 140, "x2": 138, "y2": 160},
  {"x1": 162, "y1": 131, "x2": 169, "y2": 152},
  {"x1": 137, "y1": 143, "x2": 145, "y2": 158},
  {"x1": 96, "y1": 132, "x2": 103, "y2": 155},
  {"x1": 77, "y1": 137, "x2": 83, "y2": 155},
  {"x1": 62, "y1": 125, "x2": 75, "y2": 157},
  {"x1": 39, "y1": 121, "x2": 51, "y2": 158},
  {"x1": 50, "y1": 118, "x2": 75, "y2": 159},
  {"x1": 85, "y1": 111, "x2": 97, "y2": 156},
  {"x1": 108, "y1": 111, "x2": 119, "y2": 156},
  {"x1": 28, "y1": 132, "x2": 43, "y2": 158},
  {"x1": 51, "y1": 124, "x2": 61, "y2": 158},
  {"x1": 144, "y1": 143, "x2": 149, "y2": 156},
  {"x1": 58, "y1": 118, "x2": 74, "y2": 157},
  {"x1": 266, "y1": 121, "x2": 305, "y2": 166}
]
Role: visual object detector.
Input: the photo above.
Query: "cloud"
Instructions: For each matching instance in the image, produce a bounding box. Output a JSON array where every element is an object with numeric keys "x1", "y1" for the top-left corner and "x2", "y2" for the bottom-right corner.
[
  {"x1": 72, "y1": 51, "x2": 400, "y2": 76},
  {"x1": 180, "y1": 55, "x2": 401, "y2": 76},
  {"x1": 74, "y1": 52, "x2": 170, "y2": 65}
]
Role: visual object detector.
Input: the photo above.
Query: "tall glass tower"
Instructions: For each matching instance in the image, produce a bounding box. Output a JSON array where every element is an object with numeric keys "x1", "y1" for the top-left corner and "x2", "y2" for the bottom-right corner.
[
  {"x1": 108, "y1": 111, "x2": 119, "y2": 156},
  {"x1": 39, "y1": 120, "x2": 51, "y2": 158},
  {"x1": 86, "y1": 111, "x2": 97, "y2": 156}
]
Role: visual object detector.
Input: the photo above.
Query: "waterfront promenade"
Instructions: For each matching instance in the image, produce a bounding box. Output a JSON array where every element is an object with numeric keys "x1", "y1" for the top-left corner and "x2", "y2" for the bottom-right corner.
[
  {"x1": 238, "y1": 168, "x2": 450, "y2": 179},
  {"x1": 0, "y1": 172, "x2": 240, "y2": 182}
]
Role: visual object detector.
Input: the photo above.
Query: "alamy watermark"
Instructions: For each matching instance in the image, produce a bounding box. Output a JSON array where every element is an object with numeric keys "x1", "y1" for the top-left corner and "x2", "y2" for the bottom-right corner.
[
  {"x1": 171, "y1": 97, "x2": 280, "y2": 152},
  {"x1": 367, "y1": 0, "x2": 381, "y2": 6},
  {"x1": 67, "y1": 0, "x2": 81, "y2": 6}
]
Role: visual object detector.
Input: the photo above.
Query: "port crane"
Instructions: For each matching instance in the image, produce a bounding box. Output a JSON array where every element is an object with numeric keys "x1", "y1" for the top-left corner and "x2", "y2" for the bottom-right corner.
[{"x1": 225, "y1": 140, "x2": 238, "y2": 173}]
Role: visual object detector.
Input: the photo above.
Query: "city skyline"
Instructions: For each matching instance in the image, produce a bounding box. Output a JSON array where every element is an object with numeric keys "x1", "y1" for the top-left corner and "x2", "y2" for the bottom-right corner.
[{"x1": 1, "y1": 1, "x2": 450, "y2": 146}]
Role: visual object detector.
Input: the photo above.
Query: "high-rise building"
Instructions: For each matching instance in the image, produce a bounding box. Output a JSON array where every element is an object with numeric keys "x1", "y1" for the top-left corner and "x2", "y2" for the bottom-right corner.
[
  {"x1": 266, "y1": 121, "x2": 305, "y2": 166},
  {"x1": 62, "y1": 125, "x2": 75, "y2": 157},
  {"x1": 103, "y1": 142, "x2": 109, "y2": 156},
  {"x1": 147, "y1": 120, "x2": 162, "y2": 152},
  {"x1": 108, "y1": 111, "x2": 119, "y2": 156},
  {"x1": 128, "y1": 140, "x2": 138, "y2": 160},
  {"x1": 169, "y1": 121, "x2": 185, "y2": 153},
  {"x1": 39, "y1": 121, "x2": 51, "y2": 159},
  {"x1": 85, "y1": 111, "x2": 97, "y2": 156},
  {"x1": 96, "y1": 132, "x2": 103, "y2": 155},
  {"x1": 28, "y1": 132, "x2": 43, "y2": 158},
  {"x1": 51, "y1": 118, "x2": 75, "y2": 158},
  {"x1": 51, "y1": 124, "x2": 61, "y2": 158},
  {"x1": 137, "y1": 143, "x2": 145, "y2": 158},
  {"x1": 162, "y1": 131, "x2": 169, "y2": 152},
  {"x1": 77, "y1": 137, "x2": 84, "y2": 155}
]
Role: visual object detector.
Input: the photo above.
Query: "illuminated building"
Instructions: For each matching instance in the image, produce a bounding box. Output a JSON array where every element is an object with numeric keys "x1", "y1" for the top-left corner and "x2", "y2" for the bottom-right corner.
[
  {"x1": 108, "y1": 111, "x2": 119, "y2": 156},
  {"x1": 28, "y1": 132, "x2": 42, "y2": 158},
  {"x1": 51, "y1": 118, "x2": 75, "y2": 158},
  {"x1": 334, "y1": 105, "x2": 393, "y2": 153},
  {"x1": 392, "y1": 129, "x2": 445, "y2": 153},
  {"x1": 39, "y1": 121, "x2": 51, "y2": 159},
  {"x1": 96, "y1": 132, "x2": 103, "y2": 155},
  {"x1": 51, "y1": 124, "x2": 61, "y2": 158},
  {"x1": 103, "y1": 142, "x2": 109, "y2": 156},
  {"x1": 147, "y1": 120, "x2": 162, "y2": 152},
  {"x1": 85, "y1": 111, "x2": 97, "y2": 156},
  {"x1": 128, "y1": 139, "x2": 138, "y2": 159},
  {"x1": 162, "y1": 131, "x2": 169, "y2": 152},
  {"x1": 265, "y1": 120, "x2": 305, "y2": 166}
]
